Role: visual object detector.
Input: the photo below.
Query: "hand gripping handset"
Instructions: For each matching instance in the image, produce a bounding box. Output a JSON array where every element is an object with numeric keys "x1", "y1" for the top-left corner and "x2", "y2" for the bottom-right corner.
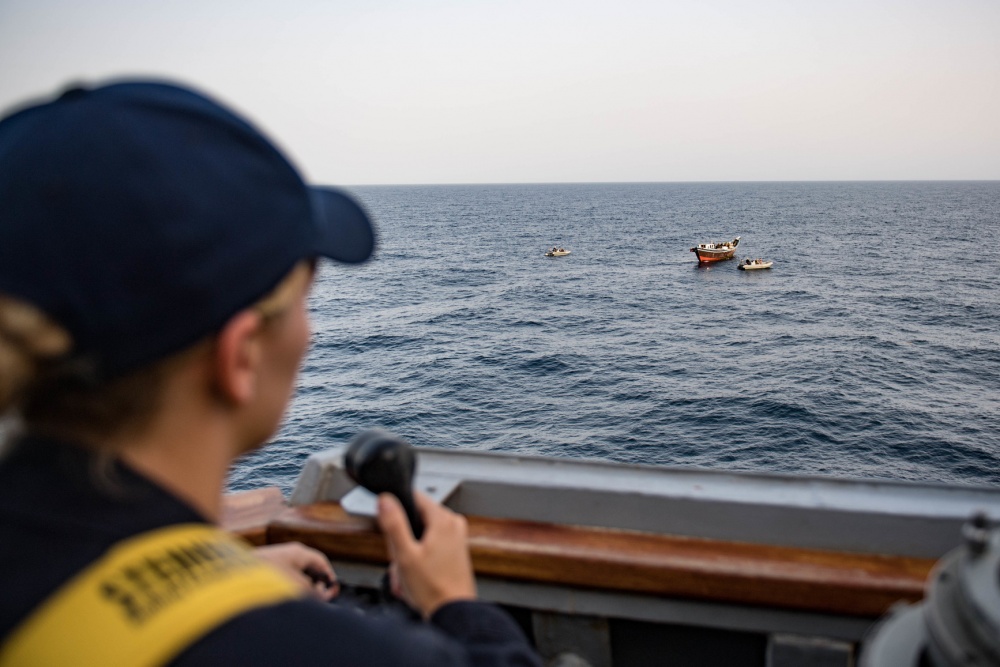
[{"x1": 343, "y1": 429, "x2": 425, "y2": 540}]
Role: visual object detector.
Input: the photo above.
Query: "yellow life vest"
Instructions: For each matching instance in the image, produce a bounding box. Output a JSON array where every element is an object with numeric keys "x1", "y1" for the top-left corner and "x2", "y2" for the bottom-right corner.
[{"x1": 0, "y1": 524, "x2": 301, "y2": 666}]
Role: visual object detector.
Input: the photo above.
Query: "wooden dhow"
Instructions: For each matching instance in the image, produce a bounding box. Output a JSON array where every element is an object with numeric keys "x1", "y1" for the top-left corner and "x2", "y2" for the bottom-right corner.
[{"x1": 690, "y1": 237, "x2": 740, "y2": 263}]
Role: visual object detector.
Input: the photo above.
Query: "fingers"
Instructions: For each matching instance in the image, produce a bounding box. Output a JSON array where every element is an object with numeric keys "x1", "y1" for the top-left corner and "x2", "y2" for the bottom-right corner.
[
  {"x1": 411, "y1": 489, "x2": 437, "y2": 520},
  {"x1": 289, "y1": 544, "x2": 339, "y2": 600},
  {"x1": 258, "y1": 542, "x2": 332, "y2": 576},
  {"x1": 293, "y1": 545, "x2": 336, "y2": 581},
  {"x1": 377, "y1": 495, "x2": 418, "y2": 608},
  {"x1": 284, "y1": 567, "x2": 315, "y2": 592},
  {"x1": 387, "y1": 562, "x2": 406, "y2": 602},
  {"x1": 377, "y1": 493, "x2": 415, "y2": 559},
  {"x1": 375, "y1": 491, "x2": 476, "y2": 617},
  {"x1": 311, "y1": 577, "x2": 340, "y2": 602},
  {"x1": 255, "y1": 542, "x2": 339, "y2": 601},
  {"x1": 413, "y1": 490, "x2": 468, "y2": 544}
]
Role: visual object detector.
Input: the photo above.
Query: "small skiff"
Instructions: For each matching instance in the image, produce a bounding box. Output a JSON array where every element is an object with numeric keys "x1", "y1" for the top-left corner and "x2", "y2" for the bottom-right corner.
[
  {"x1": 545, "y1": 249, "x2": 571, "y2": 257},
  {"x1": 738, "y1": 259, "x2": 773, "y2": 270}
]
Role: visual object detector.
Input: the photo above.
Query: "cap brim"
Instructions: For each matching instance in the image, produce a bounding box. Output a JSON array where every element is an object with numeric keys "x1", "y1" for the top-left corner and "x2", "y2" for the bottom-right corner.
[{"x1": 310, "y1": 186, "x2": 376, "y2": 264}]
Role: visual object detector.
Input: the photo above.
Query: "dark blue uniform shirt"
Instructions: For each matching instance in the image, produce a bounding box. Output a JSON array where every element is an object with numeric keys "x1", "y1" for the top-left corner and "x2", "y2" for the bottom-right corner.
[{"x1": 0, "y1": 437, "x2": 541, "y2": 666}]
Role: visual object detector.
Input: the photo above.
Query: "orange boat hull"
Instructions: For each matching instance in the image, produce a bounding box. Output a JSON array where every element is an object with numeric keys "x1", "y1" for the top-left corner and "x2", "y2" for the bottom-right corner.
[
  {"x1": 692, "y1": 251, "x2": 735, "y2": 262},
  {"x1": 690, "y1": 237, "x2": 741, "y2": 263},
  {"x1": 690, "y1": 248, "x2": 737, "y2": 262}
]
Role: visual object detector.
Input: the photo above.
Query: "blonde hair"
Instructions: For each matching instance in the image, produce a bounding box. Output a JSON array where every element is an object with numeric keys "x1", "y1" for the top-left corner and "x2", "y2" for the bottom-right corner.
[
  {"x1": 254, "y1": 261, "x2": 313, "y2": 323},
  {"x1": 0, "y1": 295, "x2": 72, "y2": 411},
  {"x1": 1, "y1": 260, "x2": 313, "y2": 447}
]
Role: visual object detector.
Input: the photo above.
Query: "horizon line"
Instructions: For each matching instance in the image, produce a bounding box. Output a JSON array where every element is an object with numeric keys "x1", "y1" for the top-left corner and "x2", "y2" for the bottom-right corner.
[{"x1": 339, "y1": 178, "x2": 1000, "y2": 188}]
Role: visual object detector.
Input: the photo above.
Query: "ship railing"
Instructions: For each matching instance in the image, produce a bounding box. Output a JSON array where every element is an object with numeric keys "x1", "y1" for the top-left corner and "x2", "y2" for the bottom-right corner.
[{"x1": 223, "y1": 446, "x2": 1000, "y2": 667}]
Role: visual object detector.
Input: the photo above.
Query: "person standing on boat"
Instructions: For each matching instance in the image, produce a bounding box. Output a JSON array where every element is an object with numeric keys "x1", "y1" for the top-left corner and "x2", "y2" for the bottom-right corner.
[{"x1": 0, "y1": 80, "x2": 540, "y2": 666}]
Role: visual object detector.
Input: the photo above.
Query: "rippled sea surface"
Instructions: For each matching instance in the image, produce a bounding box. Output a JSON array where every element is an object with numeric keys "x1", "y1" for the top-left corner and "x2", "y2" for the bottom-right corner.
[{"x1": 229, "y1": 182, "x2": 1000, "y2": 492}]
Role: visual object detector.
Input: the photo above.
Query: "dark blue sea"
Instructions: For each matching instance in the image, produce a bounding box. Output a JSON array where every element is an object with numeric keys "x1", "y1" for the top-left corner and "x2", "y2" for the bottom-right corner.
[{"x1": 229, "y1": 182, "x2": 1000, "y2": 493}]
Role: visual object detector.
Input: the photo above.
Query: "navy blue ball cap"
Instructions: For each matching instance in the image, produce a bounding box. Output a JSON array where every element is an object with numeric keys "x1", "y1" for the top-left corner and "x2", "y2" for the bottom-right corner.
[
  {"x1": 0, "y1": 79, "x2": 375, "y2": 380},
  {"x1": 310, "y1": 186, "x2": 376, "y2": 264}
]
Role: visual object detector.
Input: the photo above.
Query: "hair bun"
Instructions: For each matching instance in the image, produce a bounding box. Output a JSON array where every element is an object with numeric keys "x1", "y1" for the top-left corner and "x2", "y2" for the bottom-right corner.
[{"x1": 0, "y1": 296, "x2": 71, "y2": 409}]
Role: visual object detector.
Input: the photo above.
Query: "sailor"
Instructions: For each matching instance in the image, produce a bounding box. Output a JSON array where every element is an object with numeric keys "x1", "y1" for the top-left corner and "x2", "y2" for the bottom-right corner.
[{"x1": 0, "y1": 81, "x2": 540, "y2": 666}]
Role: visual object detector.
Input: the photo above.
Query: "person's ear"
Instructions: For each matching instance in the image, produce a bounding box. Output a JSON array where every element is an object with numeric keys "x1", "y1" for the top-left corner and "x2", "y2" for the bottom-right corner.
[{"x1": 212, "y1": 309, "x2": 264, "y2": 405}]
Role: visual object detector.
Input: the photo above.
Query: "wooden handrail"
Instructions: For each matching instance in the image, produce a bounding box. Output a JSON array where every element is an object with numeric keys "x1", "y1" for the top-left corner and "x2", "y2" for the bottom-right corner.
[
  {"x1": 252, "y1": 500, "x2": 934, "y2": 618},
  {"x1": 221, "y1": 487, "x2": 287, "y2": 546}
]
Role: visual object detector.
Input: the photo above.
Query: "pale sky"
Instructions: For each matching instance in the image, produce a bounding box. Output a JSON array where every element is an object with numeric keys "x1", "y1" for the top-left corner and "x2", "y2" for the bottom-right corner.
[{"x1": 1, "y1": 0, "x2": 998, "y2": 184}]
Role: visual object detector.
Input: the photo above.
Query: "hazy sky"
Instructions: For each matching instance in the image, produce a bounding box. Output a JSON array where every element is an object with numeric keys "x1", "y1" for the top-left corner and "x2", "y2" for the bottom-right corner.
[{"x1": 2, "y1": 0, "x2": 998, "y2": 184}]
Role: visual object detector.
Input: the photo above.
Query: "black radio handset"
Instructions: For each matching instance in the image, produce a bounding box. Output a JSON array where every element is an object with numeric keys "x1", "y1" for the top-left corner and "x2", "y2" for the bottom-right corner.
[{"x1": 344, "y1": 429, "x2": 425, "y2": 540}]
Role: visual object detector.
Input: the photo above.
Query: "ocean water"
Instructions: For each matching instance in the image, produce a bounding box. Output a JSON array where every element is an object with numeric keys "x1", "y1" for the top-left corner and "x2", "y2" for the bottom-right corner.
[{"x1": 228, "y1": 182, "x2": 1000, "y2": 493}]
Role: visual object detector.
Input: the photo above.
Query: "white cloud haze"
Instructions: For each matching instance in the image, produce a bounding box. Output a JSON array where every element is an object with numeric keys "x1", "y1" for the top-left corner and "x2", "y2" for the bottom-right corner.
[{"x1": 2, "y1": 0, "x2": 998, "y2": 184}]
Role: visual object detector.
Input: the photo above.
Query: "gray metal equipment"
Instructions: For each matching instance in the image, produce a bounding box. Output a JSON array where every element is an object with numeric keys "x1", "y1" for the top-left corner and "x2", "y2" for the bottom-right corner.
[{"x1": 860, "y1": 514, "x2": 1000, "y2": 666}]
